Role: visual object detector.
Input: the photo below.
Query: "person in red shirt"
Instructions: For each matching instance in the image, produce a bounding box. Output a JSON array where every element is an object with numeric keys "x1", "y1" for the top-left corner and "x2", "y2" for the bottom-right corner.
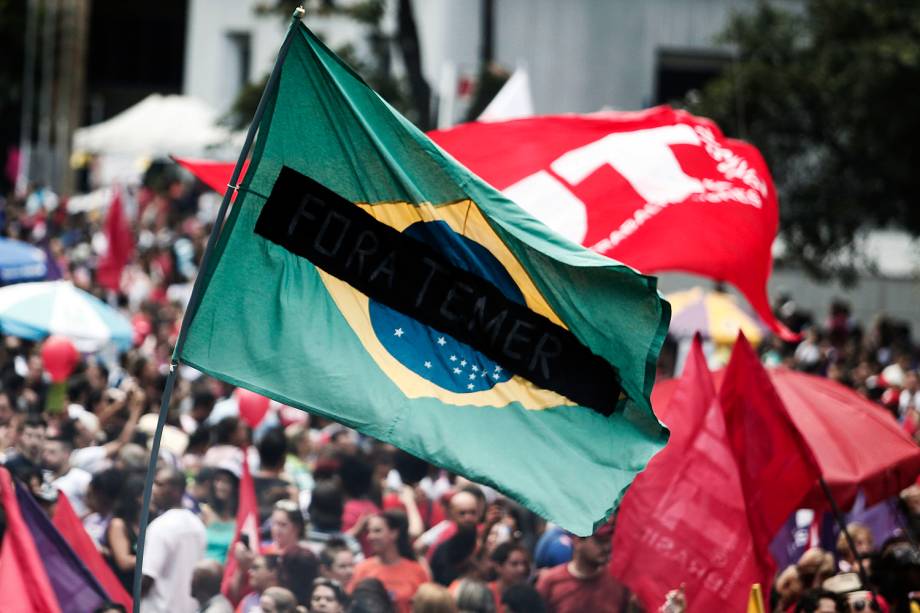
[
  {"x1": 348, "y1": 510, "x2": 430, "y2": 613},
  {"x1": 535, "y1": 523, "x2": 630, "y2": 613}
]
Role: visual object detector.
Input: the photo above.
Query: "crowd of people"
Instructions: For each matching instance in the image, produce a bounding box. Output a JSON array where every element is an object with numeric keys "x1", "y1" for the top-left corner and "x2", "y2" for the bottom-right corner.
[{"x1": 0, "y1": 173, "x2": 918, "y2": 613}]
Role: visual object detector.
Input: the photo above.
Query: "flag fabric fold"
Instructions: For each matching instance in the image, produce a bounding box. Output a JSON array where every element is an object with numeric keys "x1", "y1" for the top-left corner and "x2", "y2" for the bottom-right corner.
[
  {"x1": 611, "y1": 337, "x2": 765, "y2": 611},
  {"x1": 719, "y1": 334, "x2": 821, "y2": 559},
  {"x1": 0, "y1": 468, "x2": 61, "y2": 613},
  {"x1": 178, "y1": 22, "x2": 670, "y2": 535},
  {"x1": 52, "y1": 491, "x2": 132, "y2": 610},
  {"x1": 14, "y1": 478, "x2": 110, "y2": 612}
]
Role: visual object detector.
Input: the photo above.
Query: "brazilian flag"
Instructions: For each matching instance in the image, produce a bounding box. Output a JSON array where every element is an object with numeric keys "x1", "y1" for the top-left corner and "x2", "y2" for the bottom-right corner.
[{"x1": 180, "y1": 22, "x2": 670, "y2": 534}]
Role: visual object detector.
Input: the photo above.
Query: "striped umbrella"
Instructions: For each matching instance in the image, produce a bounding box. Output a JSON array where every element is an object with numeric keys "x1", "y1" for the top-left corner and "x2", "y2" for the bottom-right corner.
[
  {"x1": 0, "y1": 238, "x2": 48, "y2": 284},
  {"x1": 0, "y1": 281, "x2": 133, "y2": 352},
  {"x1": 666, "y1": 286, "x2": 767, "y2": 345}
]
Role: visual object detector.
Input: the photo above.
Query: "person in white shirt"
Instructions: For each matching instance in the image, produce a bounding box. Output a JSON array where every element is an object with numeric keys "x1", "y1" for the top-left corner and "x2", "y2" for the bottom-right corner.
[
  {"x1": 142, "y1": 465, "x2": 207, "y2": 613},
  {"x1": 42, "y1": 435, "x2": 92, "y2": 516}
]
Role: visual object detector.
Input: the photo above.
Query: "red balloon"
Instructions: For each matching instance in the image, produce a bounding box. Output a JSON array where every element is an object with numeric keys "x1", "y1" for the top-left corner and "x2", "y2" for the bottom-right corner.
[
  {"x1": 235, "y1": 388, "x2": 270, "y2": 428},
  {"x1": 40, "y1": 336, "x2": 80, "y2": 383}
]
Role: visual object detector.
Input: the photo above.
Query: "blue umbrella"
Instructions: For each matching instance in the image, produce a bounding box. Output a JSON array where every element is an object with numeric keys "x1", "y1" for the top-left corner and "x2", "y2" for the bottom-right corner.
[
  {"x1": 0, "y1": 281, "x2": 133, "y2": 352},
  {"x1": 0, "y1": 238, "x2": 48, "y2": 284}
]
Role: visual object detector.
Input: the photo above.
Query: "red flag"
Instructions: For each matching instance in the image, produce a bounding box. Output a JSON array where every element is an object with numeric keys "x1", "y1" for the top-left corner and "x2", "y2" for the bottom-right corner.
[
  {"x1": 96, "y1": 188, "x2": 134, "y2": 292},
  {"x1": 719, "y1": 334, "x2": 820, "y2": 560},
  {"x1": 52, "y1": 492, "x2": 132, "y2": 611},
  {"x1": 611, "y1": 338, "x2": 765, "y2": 611},
  {"x1": 221, "y1": 450, "x2": 261, "y2": 602},
  {"x1": 428, "y1": 108, "x2": 796, "y2": 341},
  {"x1": 0, "y1": 468, "x2": 62, "y2": 613},
  {"x1": 174, "y1": 157, "x2": 249, "y2": 203}
]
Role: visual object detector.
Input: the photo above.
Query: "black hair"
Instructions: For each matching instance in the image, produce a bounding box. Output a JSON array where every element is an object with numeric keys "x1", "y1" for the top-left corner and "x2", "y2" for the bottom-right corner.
[
  {"x1": 208, "y1": 469, "x2": 239, "y2": 518},
  {"x1": 90, "y1": 468, "x2": 126, "y2": 508},
  {"x1": 501, "y1": 584, "x2": 546, "y2": 613},
  {"x1": 310, "y1": 577, "x2": 348, "y2": 605},
  {"x1": 257, "y1": 427, "x2": 288, "y2": 470},
  {"x1": 186, "y1": 424, "x2": 212, "y2": 454},
  {"x1": 192, "y1": 390, "x2": 216, "y2": 408},
  {"x1": 490, "y1": 541, "x2": 527, "y2": 565},
  {"x1": 338, "y1": 453, "x2": 373, "y2": 499},
  {"x1": 393, "y1": 450, "x2": 429, "y2": 486},
  {"x1": 212, "y1": 417, "x2": 240, "y2": 445},
  {"x1": 379, "y1": 509, "x2": 415, "y2": 561},
  {"x1": 309, "y1": 481, "x2": 344, "y2": 532},
  {"x1": 319, "y1": 538, "x2": 351, "y2": 569},
  {"x1": 348, "y1": 577, "x2": 395, "y2": 613},
  {"x1": 278, "y1": 547, "x2": 319, "y2": 606},
  {"x1": 113, "y1": 474, "x2": 146, "y2": 522},
  {"x1": 18, "y1": 414, "x2": 47, "y2": 432}
]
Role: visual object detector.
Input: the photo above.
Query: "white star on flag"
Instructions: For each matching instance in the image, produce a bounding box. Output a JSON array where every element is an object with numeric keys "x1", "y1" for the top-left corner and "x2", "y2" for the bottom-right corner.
[
  {"x1": 450, "y1": 355, "x2": 457, "y2": 362},
  {"x1": 437, "y1": 337, "x2": 446, "y2": 346},
  {"x1": 469, "y1": 373, "x2": 476, "y2": 380},
  {"x1": 494, "y1": 366, "x2": 502, "y2": 373},
  {"x1": 424, "y1": 361, "x2": 432, "y2": 369},
  {"x1": 472, "y1": 365, "x2": 479, "y2": 372},
  {"x1": 460, "y1": 360, "x2": 467, "y2": 367},
  {"x1": 394, "y1": 328, "x2": 404, "y2": 337},
  {"x1": 453, "y1": 367, "x2": 462, "y2": 374},
  {"x1": 467, "y1": 383, "x2": 475, "y2": 390}
]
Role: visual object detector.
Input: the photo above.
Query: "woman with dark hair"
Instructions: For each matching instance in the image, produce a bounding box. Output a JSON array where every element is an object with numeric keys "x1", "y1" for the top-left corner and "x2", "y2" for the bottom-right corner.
[
  {"x1": 104, "y1": 474, "x2": 145, "y2": 591},
  {"x1": 309, "y1": 577, "x2": 348, "y2": 613},
  {"x1": 486, "y1": 542, "x2": 530, "y2": 611},
  {"x1": 349, "y1": 510, "x2": 429, "y2": 613},
  {"x1": 200, "y1": 466, "x2": 238, "y2": 563},
  {"x1": 274, "y1": 499, "x2": 320, "y2": 607},
  {"x1": 231, "y1": 500, "x2": 319, "y2": 607}
]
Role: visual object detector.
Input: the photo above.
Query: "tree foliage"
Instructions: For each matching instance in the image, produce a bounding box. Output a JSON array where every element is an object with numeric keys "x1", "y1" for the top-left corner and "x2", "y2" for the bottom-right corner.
[
  {"x1": 688, "y1": 0, "x2": 920, "y2": 280},
  {"x1": 228, "y1": 0, "x2": 426, "y2": 129}
]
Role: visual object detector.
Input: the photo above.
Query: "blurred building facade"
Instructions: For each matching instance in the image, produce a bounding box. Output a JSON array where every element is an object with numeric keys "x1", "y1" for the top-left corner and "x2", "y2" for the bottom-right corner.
[{"x1": 183, "y1": 0, "x2": 760, "y2": 117}]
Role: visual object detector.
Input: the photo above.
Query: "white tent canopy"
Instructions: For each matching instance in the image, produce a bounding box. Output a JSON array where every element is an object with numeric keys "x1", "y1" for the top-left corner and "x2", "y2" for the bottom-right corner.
[{"x1": 73, "y1": 94, "x2": 231, "y2": 157}]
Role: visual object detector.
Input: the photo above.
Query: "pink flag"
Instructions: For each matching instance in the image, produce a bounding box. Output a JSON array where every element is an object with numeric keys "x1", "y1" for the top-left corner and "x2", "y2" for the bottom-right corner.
[
  {"x1": 611, "y1": 338, "x2": 765, "y2": 611},
  {"x1": 221, "y1": 450, "x2": 262, "y2": 602},
  {"x1": 96, "y1": 189, "x2": 134, "y2": 292}
]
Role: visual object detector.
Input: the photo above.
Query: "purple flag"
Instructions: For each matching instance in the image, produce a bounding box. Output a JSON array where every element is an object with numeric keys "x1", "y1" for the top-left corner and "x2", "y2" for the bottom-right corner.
[{"x1": 14, "y1": 480, "x2": 109, "y2": 612}]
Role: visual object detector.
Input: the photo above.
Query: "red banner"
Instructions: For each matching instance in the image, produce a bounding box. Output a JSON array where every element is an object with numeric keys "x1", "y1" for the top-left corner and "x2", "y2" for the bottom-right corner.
[
  {"x1": 177, "y1": 107, "x2": 794, "y2": 340},
  {"x1": 611, "y1": 339, "x2": 764, "y2": 611},
  {"x1": 429, "y1": 107, "x2": 795, "y2": 340}
]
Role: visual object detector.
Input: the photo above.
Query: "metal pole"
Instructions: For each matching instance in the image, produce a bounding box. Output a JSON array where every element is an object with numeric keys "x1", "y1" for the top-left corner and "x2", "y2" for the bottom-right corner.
[
  {"x1": 130, "y1": 9, "x2": 305, "y2": 612},
  {"x1": 818, "y1": 476, "x2": 870, "y2": 588}
]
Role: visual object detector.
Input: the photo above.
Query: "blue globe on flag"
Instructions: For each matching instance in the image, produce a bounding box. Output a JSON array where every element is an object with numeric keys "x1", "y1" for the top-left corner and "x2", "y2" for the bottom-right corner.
[{"x1": 369, "y1": 220, "x2": 522, "y2": 394}]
